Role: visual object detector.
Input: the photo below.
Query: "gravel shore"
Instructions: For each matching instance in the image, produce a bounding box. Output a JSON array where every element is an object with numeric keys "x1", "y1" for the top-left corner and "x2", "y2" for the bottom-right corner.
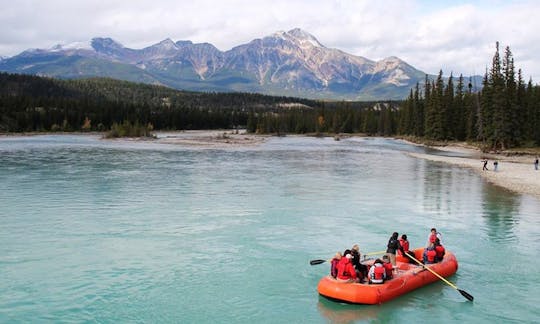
[{"x1": 409, "y1": 146, "x2": 540, "y2": 199}]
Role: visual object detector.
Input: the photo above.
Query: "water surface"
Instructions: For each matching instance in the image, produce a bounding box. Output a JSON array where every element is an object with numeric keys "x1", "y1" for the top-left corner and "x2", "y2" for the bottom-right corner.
[{"x1": 1, "y1": 135, "x2": 539, "y2": 323}]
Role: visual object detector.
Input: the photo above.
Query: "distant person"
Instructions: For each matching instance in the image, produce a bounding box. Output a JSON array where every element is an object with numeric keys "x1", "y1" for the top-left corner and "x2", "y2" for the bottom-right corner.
[
  {"x1": 482, "y1": 159, "x2": 489, "y2": 171},
  {"x1": 427, "y1": 228, "x2": 442, "y2": 246},
  {"x1": 386, "y1": 232, "x2": 404, "y2": 267},
  {"x1": 434, "y1": 238, "x2": 446, "y2": 262},
  {"x1": 368, "y1": 259, "x2": 386, "y2": 284},
  {"x1": 336, "y1": 251, "x2": 358, "y2": 282},
  {"x1": 423, "y1": 243, "x2": 437, "y2": 264},
  {"x1": 398, "y1": 234, "x2": 414, "y2": 263},
  {"x1": 381, "y1": 255, "x2": 394, "y2": 279},
  {"x1": 493, "y1": 161, "x2": 498, "y2": 171},
  {"x1": 351, "y1": 244, "x2": 368, "y2": 281},
  {"x1": 330, "y1": 252, "x2": 342, "y2": 278},
  {"x1": 535, "y1": 158, "x2": 538, "y2": 170}
]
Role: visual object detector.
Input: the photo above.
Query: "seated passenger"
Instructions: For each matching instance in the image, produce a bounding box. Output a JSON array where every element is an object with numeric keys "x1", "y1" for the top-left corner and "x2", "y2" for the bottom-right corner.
[
  {"x1": 398, "y1": 234, "x2": 414, "y2": 263},
  {"x1": 434, "y1": 238, "x2": 445, "y2": 262},
  {"x1": 336, "y1": 252, "x2": 358, "y2": 282},
  {"x1": 351, "y1": 244, "x2": 368, "y2": 281},
  {"x1": 423, "y1": 243, "x2": 437, "y2": 264},
  {"x1": 368, "y1": 259, "x2": 386, "y2": 284},
  {"x1": 330, "y1": 252, "x2": 342, "y2": 278},
  {"x1": 382, "y1": 255, "x2": 394, "y2": 279}
]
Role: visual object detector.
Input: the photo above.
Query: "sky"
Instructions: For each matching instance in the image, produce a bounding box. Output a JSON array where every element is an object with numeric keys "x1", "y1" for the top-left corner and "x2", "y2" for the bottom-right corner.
[{"x1": 1, "y1": 0, "x2": 539, "y2": 81}]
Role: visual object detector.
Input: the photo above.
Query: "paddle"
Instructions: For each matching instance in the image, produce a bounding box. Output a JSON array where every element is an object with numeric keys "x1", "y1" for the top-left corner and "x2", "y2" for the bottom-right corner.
[
  {"x1": 309, "y1": 250, "x2": 386, "y2": 266},
  {"x1": 405, "y1": 252, "x2": 474, "y2": 302}
]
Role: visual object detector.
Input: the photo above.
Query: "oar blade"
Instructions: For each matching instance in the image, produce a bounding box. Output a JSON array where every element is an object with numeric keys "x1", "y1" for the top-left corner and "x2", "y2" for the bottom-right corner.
[
  {"x1": 459, "y1": 289, "x2": 474, "y2": 302},
  {"x1": 310, "y1": 259, "x2": 326, "y2": 265}
]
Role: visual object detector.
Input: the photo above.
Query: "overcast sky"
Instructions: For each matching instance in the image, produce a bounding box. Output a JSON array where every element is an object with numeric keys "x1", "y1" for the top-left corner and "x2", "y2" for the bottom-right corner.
[{"x1": 1, "y1": 0, "x2": 539, "y2": 81}]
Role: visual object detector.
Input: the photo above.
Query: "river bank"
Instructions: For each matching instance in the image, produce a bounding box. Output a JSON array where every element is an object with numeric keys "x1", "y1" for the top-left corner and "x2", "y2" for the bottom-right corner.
[{"x1": 408, "y1": 143, "x2": 540, "y2": 199}]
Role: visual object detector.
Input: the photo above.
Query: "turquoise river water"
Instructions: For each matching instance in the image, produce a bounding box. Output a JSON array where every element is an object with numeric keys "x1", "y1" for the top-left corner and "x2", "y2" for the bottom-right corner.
[{"x1": 0, "y1": 135, "x2": 539, "y2": 323}]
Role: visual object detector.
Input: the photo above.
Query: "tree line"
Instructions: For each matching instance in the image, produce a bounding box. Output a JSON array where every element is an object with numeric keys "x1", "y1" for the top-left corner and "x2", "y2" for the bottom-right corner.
[
  {"x1": 0, "y1": 73, "x2": 317, "y2": 132},
  {"x1": 397, "y1": 42, "x2": 540, "y2": 149},
  {"x1": 1, "y1": 42, "x2": 538, "y2": 149}
]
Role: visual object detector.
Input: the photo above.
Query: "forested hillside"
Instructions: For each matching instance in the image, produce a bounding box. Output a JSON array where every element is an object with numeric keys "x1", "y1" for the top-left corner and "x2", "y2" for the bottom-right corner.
[
  {"x1": 398, "y1": 43, "x2": 540, "y2": 149},
  {"x1": 1, "y1": 42, "x2": 538, "y2": 150},
  {"x1": 0, "y1": 73, "x2": 318, "y2": 132}
]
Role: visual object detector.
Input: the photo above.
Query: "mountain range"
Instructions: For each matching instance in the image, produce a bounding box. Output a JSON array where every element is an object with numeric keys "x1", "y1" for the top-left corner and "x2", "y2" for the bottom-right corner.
[{"x1": 0, "y1": 28, "x2": 431, "y2": 100}]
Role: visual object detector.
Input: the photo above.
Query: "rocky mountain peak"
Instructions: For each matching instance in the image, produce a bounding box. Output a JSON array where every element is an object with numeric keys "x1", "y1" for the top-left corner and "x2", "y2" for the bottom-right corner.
[
  {"x1": 286, "y1": 28, "x2": 323, "y2": 47},
  {"x1": 154, "y1": 38, "x2": 178, "y2": 50},
  {"x1": 0, "y1": 29, "x2": 432, "y2": 100},
  {"x1": 90, "y1": 37, "x2": 124, "y2": 52}
]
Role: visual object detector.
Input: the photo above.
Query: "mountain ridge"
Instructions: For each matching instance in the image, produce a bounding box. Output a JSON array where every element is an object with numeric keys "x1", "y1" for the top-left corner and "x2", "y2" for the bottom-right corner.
[{"x1": 0, "y1": 28, "x2": 437, "y2": 100}]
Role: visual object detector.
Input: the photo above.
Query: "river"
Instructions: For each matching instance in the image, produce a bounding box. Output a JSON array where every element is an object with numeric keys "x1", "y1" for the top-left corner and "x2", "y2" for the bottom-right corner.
[{"x1": 1, "y1": 135, "x2": 538, "y2": 323}]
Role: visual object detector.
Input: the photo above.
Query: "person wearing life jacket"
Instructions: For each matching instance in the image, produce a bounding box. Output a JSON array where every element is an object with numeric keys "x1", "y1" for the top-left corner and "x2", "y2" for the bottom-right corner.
[
  {"x1": 381, "y1": 255, "x2": 394, "y2": 279},
  {"x1": 351, "y1": 244, "x2": 368, "y2": 281},
  {"x1": 398, "y1": 234, "x2": 414, "y2": 263},
  {"x1": 330, "y1": 252, "x2": 342, "y2": 278},
  {"x1": 426, "y1": 228, "x2": 442, "y2": 247},
  {"x1": 434, "y1": 238, "x2": 446, "y2": 262},
  {"x1": 386, "y1": 232, "x2": 404, "y2": 267},
  {"x1": 423, "y1": 243, "x2": 437, "y2": 264},
  {"x1": 336, "y1": 251, "x2": 358, "y2": 282},
  {"x1": 368, "y1": 259, "x2": 386, "y2": 284}
]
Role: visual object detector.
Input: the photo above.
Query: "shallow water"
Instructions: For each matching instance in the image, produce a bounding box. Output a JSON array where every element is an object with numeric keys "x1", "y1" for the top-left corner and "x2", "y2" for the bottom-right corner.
[{"x1": 0, "y1": 135, "x2": 539, "y2": 323}]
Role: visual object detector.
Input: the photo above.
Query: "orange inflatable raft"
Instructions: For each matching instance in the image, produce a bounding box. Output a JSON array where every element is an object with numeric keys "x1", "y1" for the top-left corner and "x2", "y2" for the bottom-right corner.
[{"x1": 317, "y1": 248, "x2": 458, "y2": 304}]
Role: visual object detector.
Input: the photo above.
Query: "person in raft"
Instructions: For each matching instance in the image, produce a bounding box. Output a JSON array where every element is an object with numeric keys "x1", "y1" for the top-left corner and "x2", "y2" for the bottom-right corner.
[
  {"x1": 423, "y1": 242, "x2": 437, "y2": 264},
  {"x1": 381, "y1": 255, "x2": 394, "y2": 279},
  {"x1": 336, "y1": 250, "x2": 358, "y2": 282},
  {"x1": 351, "y1": 244, "x2": 368, "y2": 281},
  {"x1": 426, "y1": 228, "x2": 442, "y2": 246},
  {"x1": 397, "y1": 234, "x2": 414, "y2": 263},
  {"x1": 368, "y1": 259, "x2": 386, "y2": 284},
  {"x1": 330, "y1": 252, "x2": 342, "y2": 278},
  {"x1": 386, "y1": 232, "x2": 405, "y2": 267},
  {"x1": 434, "y1": 238, "x2": 446, "y2": 262}
]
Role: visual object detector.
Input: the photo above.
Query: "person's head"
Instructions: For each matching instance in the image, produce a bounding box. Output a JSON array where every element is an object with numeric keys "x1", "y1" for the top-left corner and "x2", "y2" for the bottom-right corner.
[
  {"x1": 352, "y1": 244, "x2": 359, "y2": 252},
  {"x1": 431, "y1": 228, "x2": 436, "y2": 234},
  {"x1": 345, "y1": 253, "x2": 353, "y2": 260},
  {"x1": 401, "y1": 234, "x2": 407, "y2": 240},
  {"x1": 334, "y1": 252, "x2": 342, "y2": 260},
  {"x1": 382, "y1": 255, "x2": 390, "y2": 263},
  {"x1": 392, "y1": 232, "x2": 399, "y2": 239},
  {"x1": 374, "y1": 258, "x2": 383, "y2": 264},
  {"x1": 343, "y1": 249, "x2": 351, "y2": 257}
]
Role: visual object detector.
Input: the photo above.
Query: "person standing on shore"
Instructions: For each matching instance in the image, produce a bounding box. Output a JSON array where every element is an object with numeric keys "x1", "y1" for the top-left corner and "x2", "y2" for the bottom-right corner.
[
  {"x1": 482, "y1": 159, "x2": 489, "y2": 171},
  {"x1": 494, "y1": 161, "x2": 498, "y2": 172},
  {"x1": 535, "y1": 157, "x2": 539, "y2": 170}
]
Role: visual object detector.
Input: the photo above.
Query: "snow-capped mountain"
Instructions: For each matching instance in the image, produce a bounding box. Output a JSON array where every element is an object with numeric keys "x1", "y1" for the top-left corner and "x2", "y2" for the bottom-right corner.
[{"x1": 0, "y1": 28, "x2": 427, "y2": 100}]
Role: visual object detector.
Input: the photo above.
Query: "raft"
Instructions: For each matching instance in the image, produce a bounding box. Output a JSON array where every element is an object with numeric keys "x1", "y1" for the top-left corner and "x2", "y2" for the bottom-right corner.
[{"x1": 317, "y1": 248, "x2": 458, "y2": 304}]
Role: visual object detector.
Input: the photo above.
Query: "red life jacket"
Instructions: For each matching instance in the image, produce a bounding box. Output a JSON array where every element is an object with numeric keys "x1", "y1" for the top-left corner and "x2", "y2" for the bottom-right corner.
[
  {"x1": 337, "y1": 258, "x2": 357, "y2": 280},
  {"x1": 383, "y1": 262, "x2": 393, "y2": 278},
  {"x1": 426, "y1": 249, "x2": 437, "y2": 263},
  {"x1": 435, "y1": 245, "x2": 445, "y2": 260},
  {"x1": 373, "y1": 265, "x2": 385, "y2": 280},
  {"x1": 398, "y1": 239, "x2": 409, "y2": 255}
]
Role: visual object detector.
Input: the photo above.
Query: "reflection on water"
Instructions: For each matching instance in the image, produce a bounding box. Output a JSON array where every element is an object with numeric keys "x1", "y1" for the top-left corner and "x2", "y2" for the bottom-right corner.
[
  {"x1": 481, "y1": 185, "x2": 520, "y2": 243},
  {"x1": 317, "y1": 296, "x2": 378, "y2": 323},
  {"x1": 1, "y1": 135, "x2": 540, "y2": 323}
]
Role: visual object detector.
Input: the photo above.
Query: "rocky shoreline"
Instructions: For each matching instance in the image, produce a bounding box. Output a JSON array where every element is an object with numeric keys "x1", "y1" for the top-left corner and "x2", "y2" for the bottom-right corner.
[{"x1": 409, "y1": 144, "x2": 540, "y2": 199}]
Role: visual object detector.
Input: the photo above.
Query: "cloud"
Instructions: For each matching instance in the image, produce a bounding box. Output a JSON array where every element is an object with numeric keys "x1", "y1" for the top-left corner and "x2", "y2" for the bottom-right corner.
[{"x1": 0, "y1": 0, "x2": 539, "y2": 81}]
